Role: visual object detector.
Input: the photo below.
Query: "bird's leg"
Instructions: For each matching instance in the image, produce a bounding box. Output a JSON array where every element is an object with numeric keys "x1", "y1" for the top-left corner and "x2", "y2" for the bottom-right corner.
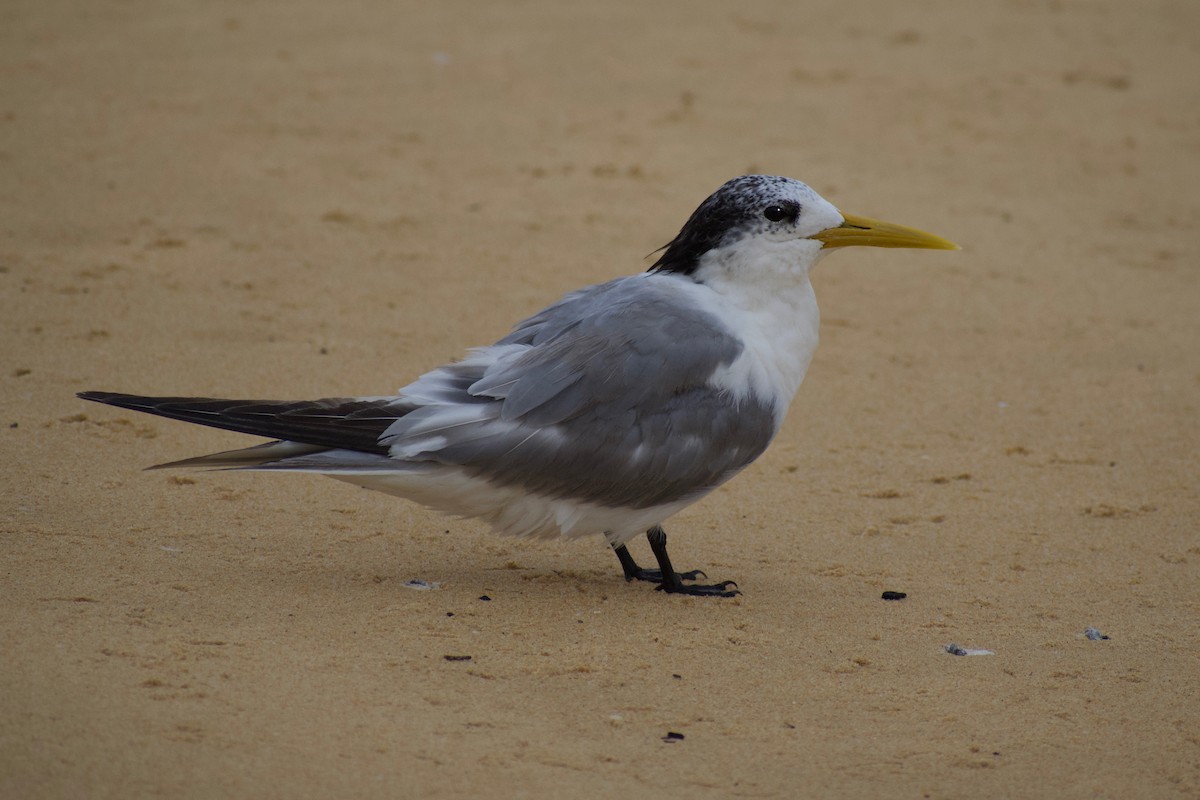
[
  {"x1": 646, "y1": 525, "x2": 740, "y2": 598},
  {"x1": 612, "y1": 536, "x2": 706, "y2": 584},
  {"x1": 613, "y1": 542, "x2": 657, "y2": 582}
]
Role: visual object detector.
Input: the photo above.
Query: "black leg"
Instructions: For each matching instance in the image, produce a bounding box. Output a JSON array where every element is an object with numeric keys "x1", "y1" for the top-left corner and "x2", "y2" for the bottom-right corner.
[
  {"x1": 612, "y1": 536, "x2": 706, "y2": 584},
  {"x1": 613, "y1": 525, "x2": 739, "y2": 598}
]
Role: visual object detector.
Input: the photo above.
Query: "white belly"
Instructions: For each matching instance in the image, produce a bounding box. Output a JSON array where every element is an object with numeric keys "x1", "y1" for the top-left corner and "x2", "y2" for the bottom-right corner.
[{"x1": 328, "y1": 466, "x2": 700, "y2": 544}]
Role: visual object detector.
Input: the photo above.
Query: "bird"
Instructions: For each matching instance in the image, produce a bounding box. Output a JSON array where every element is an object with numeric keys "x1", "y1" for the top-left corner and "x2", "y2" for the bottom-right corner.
[{"x1": 79, "y1": 175, "x2": 957, "y2": 598}]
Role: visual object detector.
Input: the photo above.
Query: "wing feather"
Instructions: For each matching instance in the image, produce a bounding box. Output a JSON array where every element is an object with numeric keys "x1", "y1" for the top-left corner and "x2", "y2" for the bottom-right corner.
[{"x1": 81, "y1": 274, "x2": 781, "y2": 512}]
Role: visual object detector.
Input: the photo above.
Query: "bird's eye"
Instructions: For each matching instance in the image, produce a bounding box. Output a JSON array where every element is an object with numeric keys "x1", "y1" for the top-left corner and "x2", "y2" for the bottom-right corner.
[{"x1": 763, "y1": 205, "x2": 790, "y2": 222}]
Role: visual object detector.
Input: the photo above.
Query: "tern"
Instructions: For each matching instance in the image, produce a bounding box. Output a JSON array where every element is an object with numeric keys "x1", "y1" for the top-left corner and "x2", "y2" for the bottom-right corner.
[{"x1": 79, "y1": 175, "x2": 956, "y2": 597}]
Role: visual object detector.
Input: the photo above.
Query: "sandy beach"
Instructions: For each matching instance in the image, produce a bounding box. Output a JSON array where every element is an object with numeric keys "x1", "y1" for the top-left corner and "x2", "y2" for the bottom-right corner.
[{"x1": 3, "y1": 1, "x2": 1198, "y2": 796}]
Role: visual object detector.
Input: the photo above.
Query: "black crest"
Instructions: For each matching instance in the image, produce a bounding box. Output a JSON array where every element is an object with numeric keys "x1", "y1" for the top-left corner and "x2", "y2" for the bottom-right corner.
[{"x1": 650, "y1": 175, "x2": 801, "y2": 276}]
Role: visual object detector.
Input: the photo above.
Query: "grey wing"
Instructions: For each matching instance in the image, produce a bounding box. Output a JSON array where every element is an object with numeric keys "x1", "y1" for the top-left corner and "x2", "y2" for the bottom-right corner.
[
  {"x1": 384, "y1": 277, "x2": 779, "y2": 509},
  {"x1": 482, "y1": 277, "x2": 742, "y2": 425}
]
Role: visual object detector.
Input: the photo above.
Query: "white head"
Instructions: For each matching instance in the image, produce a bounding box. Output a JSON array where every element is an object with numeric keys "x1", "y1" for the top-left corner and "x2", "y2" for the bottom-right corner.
[{"x1": 650, "y1": 175, "x2": 957, "y2": 285}]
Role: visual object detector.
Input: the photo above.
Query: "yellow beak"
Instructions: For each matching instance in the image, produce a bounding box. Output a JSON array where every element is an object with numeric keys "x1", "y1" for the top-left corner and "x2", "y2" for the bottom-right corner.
[{"x1": 809, "y1": 213, "x2": 959, "y2": 250}]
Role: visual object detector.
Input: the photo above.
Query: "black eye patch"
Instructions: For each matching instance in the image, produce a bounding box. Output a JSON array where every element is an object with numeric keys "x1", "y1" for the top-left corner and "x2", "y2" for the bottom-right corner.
[{"x1": 762, "y1": 203, "x2": 799, "y2": 223}]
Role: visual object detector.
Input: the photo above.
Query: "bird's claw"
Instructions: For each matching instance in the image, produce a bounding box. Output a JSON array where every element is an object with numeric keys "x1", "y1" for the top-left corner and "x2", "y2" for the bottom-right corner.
[
  {"x1": 623, "y1": 568, "x2": 707, "y2": 584},
  {"x1": 655, "y1": 579, "x2": 740, "y2": 598}
]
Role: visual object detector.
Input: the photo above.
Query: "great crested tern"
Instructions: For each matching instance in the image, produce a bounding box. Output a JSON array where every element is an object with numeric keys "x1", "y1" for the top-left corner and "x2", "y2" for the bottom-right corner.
[{"x1": 79, "y1": 175, "x2": 957, "y2": 597}]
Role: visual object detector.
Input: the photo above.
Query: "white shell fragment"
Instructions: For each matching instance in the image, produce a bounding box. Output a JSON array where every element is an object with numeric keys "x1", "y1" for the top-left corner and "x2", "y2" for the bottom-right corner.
[
  {"x1": 944, "y1": 643, "x2": 995, "y2": 656},
  {"x1": 402, "y1": 579, "x2": 442, "y2": 590}
]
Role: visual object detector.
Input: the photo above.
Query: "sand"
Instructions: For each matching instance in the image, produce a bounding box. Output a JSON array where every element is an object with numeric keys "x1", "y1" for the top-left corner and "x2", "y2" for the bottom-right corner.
[{"x1": 3, "y1": 1, "x2": 1198, "y2": 797}]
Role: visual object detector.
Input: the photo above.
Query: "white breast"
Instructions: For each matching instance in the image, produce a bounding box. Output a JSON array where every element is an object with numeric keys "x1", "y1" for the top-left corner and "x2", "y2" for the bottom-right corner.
[{"x1": 684, "y1": 237, "x2": 826, "y2": 425}]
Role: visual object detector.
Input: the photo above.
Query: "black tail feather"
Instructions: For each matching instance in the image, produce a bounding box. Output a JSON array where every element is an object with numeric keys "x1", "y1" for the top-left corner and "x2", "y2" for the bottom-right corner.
[{"x1": 77, "y1": 391, "x2": 408, "y2": 455}]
